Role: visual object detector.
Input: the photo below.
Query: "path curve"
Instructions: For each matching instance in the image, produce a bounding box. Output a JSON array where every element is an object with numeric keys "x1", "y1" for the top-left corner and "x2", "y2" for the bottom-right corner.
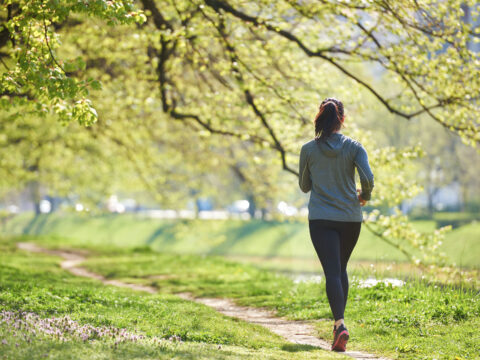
[
  {"x1": 17, "y1": 243, "x2": 158, "y2": 294},
  {"x1": 17, "y1": 242, "x2": 390, "y2": 360}
]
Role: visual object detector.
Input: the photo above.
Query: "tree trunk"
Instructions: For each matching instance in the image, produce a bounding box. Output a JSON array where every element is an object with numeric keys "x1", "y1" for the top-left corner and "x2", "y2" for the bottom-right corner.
[
  {"x1": 247, "y1": 194, "x2": 256, "y2": 219},
  {"x1": 30, "y1": 180, "x2": 41, "y2": 215}
]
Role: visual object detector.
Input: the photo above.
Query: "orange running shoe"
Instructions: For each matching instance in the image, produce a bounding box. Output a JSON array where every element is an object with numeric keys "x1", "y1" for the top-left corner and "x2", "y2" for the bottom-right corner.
[{"x1": 331, "y1": 324, "x2": 349, "y2": 352}]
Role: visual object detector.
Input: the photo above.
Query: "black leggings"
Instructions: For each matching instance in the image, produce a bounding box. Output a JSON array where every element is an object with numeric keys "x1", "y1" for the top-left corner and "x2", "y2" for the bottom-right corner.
[{"x1": 309, "y1": 219, "x2": 361, "y2": 321}]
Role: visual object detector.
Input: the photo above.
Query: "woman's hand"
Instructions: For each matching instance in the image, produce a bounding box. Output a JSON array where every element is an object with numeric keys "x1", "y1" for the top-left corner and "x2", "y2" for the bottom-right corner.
[{"x1": 357, "y1": 189, "x2": 367, "y2": 206}]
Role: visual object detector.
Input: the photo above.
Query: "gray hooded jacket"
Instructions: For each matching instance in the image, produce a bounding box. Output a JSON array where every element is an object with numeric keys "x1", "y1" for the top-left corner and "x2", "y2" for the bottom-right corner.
[{"x1": 299, "y1": 133, "x2": 374, "y2": 222}]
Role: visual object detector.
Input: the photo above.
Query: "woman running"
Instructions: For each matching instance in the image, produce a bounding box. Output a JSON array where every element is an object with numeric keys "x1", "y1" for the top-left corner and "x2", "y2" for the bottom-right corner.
[{"x1": 298, "y1": 98, "x2": 374, "y2": 352}]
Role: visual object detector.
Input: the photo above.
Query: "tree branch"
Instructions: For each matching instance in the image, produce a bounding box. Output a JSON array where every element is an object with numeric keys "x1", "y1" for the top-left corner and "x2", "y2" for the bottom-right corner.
[
  {"x1": 205, "y1": 11, "x2": 299, "y2": 175},
  {"x1": 204, "y1": 0, "x2": 479, "y2": 143}
]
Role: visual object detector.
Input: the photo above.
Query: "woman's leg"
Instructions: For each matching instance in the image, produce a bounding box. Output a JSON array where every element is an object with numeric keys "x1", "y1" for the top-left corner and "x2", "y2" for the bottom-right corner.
[
  {"x1": 338, "y1": 222, "x2": 361, "y2": 311},
  {"x1": 309, "y1": 219, "x2": 345, "y2": 321}
]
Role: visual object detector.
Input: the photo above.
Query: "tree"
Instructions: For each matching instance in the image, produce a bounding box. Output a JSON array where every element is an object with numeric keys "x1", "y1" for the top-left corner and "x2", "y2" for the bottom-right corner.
[
  {"x1": 0, "y1": 109, "x2": 141, "y2": 214},
  {"x1": 130, "y1": 0, "x2": 479, "y2": 267},
  {"x1": 0, "y1": 0, "x2": 145, "y2": 125},
  {"x1": 138, "y1": 0, "x2": 480, "y2": 166},
  {"x1": 4, "y1": 0, "x2": 479, "y2": 272}
]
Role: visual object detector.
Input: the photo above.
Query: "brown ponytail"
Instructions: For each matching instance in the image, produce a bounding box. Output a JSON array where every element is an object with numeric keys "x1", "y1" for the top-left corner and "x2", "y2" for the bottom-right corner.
[{"x1": 314, "y1": 98, "x2": 344, "y2": 142}]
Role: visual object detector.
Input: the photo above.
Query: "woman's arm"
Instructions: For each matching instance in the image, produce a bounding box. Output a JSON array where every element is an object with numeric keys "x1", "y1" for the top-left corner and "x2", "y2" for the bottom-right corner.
[
  {"x1": 299, "y1": 145, "x2": 312, "y2": 193},
  {"x1": 354, "y1": 143, "x2": 374, "y2": 201}
]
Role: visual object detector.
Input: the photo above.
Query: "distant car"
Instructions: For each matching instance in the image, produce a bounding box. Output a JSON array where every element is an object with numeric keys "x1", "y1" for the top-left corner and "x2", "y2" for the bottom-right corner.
[
  {"x1": 277, "y1": 201, "x2": 298, "y2": 216},
  {"x1": 196, "y1": 198, "x2": 214, "y2": 211},
  {"x1": 227, "y1": 200, "x2": 250, "y2": 213}
]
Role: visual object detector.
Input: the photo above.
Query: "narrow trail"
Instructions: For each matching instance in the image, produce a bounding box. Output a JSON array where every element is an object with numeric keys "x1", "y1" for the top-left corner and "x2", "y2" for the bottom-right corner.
[
  {"x1": 17, "y1": 242, "x2": 157, "y2": 294},
  {"x1": 17, "y1": 242, "x2": 390, "y2": 360}
]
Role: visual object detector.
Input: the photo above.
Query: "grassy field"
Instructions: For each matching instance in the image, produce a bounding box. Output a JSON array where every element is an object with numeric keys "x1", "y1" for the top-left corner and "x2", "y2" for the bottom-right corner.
[
  {"x1": 0, "y1": 235, "x2": 345, "y2": 360},
  {"x1": 81, "y1": 248, "x2": 480, "y2": 360},
  {"x1": 2, "y1": 212, "x2": 479, "y2": 269},
  {"x1": 2, "y1": 233, "x2": 479, "y2": 360}
]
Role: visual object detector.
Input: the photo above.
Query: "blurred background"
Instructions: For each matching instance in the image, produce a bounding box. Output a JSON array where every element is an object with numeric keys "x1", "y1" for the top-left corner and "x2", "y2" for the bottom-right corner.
[{"x1": 1, "y1": 0, "x2": 479, "y2": 278}]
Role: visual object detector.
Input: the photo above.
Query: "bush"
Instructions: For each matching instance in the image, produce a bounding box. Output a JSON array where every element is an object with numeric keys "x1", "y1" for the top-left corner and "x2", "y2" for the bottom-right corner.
[{"x1": 433, "y1": 212, "x2": 478, "y2": 229}]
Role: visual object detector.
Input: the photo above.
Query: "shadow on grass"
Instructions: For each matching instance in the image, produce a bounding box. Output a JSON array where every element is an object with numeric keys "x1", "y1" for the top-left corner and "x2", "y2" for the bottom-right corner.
[
  {"x1": 208, "y1": 220, "x2": 277, "y2": 256},
  {"x1": 281, "y1": 343, "x2": 319, "y2": 352},
  {"x1": 145, "y1": 221, "x2": 181, "y2": 246},
  {"x1": 266, "y1": 224, "x2": 302, "y2": 258},
  {"x1": 22, "y1": 213, "x2": 52, "y2": 235}
]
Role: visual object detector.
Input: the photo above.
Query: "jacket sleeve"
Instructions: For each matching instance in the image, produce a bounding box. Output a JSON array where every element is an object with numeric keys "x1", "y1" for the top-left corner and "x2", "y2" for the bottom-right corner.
[
  {"x1": 299, "y1": 145, "x2": 312, "y2": 193},
  {"x1": 354, "y1": 143, "x2": 375, "y2": 200}
]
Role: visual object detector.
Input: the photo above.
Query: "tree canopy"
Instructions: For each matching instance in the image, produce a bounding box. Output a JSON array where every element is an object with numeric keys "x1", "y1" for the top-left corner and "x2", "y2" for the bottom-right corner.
[
  {"x1": 0, "y1": 0, "x2": 145, "y2": 125},
  {"x1": 1, "y1": 1, "x2": 479, "y2": 272}
]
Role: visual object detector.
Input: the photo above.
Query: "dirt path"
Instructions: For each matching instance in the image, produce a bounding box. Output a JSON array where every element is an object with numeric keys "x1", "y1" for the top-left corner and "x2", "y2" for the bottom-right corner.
[
  {"x1": 17, "y1": 242, "x2": 390, "y2": 360},
  {"x1": 17, "y1": 242, "x2": 157, "y2": 294}
]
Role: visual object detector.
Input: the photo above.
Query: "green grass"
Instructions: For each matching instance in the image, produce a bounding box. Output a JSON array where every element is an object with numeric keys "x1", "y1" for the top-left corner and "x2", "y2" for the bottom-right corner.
[
  {"x1": 439, "y1": 221, "x2": 480, "y2": 268},
  {"x1": 0, "y1": 323, "x2": 338, "y2": 360},
  {"x1": 81, "y1": 249, "x2": 480, "y2": 360},
  {"x1": 2, "y1": 212, "x2": 479, "y2": 269},
  {"x1": 0, "y1": 235, "x2": 344, "y2": 360},
  {"x1": 8, "y1": 233, "x2": 479, "y2": 360},
  {"x1": 0, "y1": 213, "x2": 452, "y2": 261},
  {"x1": 1, "y1": 212, "x2": 420, "y2": 263}
]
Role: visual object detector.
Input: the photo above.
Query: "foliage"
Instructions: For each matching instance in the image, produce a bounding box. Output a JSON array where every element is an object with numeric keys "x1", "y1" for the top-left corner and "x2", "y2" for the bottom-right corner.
[
  {"x1": 0, "y1": 110, "x2": 144, "y2": 207},
  {"x1": 363, "y1": 208, "x2": 451, "y2": 267},
  {"x1": 0, "y1": 1, "x2": 145, "y2": 125},
  {"x1": 137, "y1": 0, "x2": 480, "y2": 150},
  {"x1": 2, "y1": 0, "x2": 480, "y2": 268}
]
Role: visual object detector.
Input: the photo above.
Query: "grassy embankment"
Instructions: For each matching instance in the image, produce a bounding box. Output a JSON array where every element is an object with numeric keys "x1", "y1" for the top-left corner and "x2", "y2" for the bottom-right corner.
[
  {"x1": 3, "y1": 212, "x2": 479, "y2": 271},
  {"x1": 2, "y1": 233, "x2": 479, "y2": 360}
]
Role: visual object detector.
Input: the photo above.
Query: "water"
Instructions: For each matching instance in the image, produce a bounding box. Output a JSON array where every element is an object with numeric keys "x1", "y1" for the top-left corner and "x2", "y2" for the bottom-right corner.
[
  {"x1": 291, "y1": 273, "x2": 405, "y2": 287},
  {"x1": 353, "y1": 277, "x2": 405, "y2": 288}
]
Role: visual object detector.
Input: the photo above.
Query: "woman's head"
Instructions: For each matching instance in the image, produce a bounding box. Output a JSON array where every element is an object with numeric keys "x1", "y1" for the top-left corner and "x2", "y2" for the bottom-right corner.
[{"x1": 314, "y1": 97, "x2": 345, "y2": 141}]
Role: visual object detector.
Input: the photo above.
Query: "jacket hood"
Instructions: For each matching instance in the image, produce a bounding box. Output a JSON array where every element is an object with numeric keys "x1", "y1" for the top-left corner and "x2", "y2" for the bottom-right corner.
[{"x1": 315, "y1": 133, "x2": 346, "y2": 158}]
